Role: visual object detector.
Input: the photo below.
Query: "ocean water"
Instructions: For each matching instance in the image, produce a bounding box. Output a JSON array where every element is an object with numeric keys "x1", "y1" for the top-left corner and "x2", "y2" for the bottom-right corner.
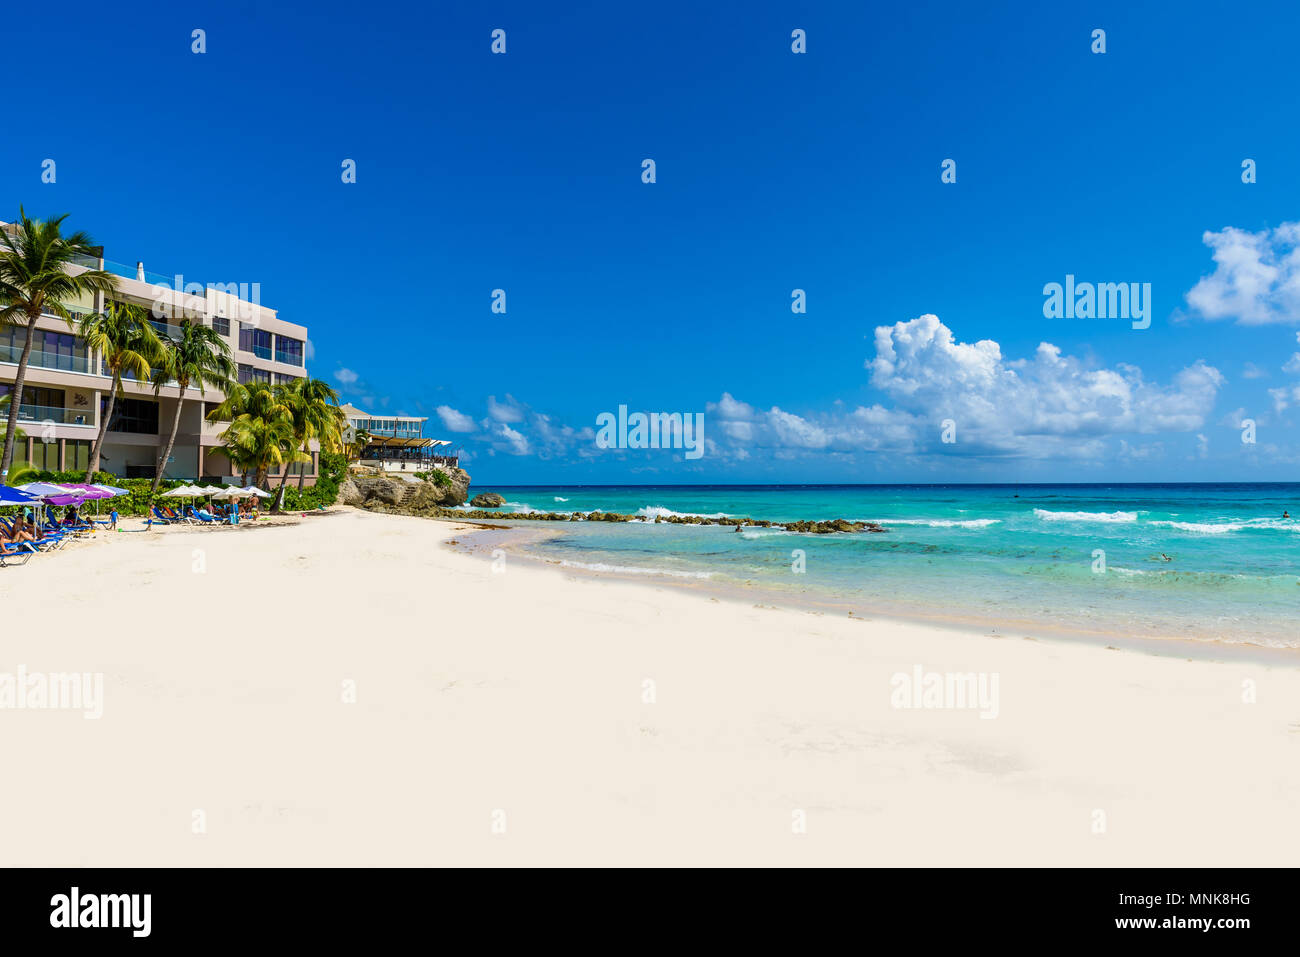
[{"x1": 463, "y1": 485, "x2": 1300, "y2": 649}]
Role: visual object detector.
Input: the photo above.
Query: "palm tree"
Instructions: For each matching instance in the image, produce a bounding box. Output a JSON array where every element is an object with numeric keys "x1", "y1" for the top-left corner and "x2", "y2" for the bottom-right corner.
[
  {"x1": 150, "y1": 320, "x2": 234, "y2": 493},
  {"x1": 78, "y1": 302, "x2": 162, "y2": 480},
  {"x1": 206, "y1": 381, "x2": 291, "y2": 488},
  {"x1": 0, "y1": 209, "x2": 117, "y2": 483},
  {"x1": 346, "y1": 428, "x2": 372, "y2": 462},
  {"x1": 217, "y1": 413, "x2": 306, "y2": 490},
  {"x1": 272, "y1": 378, "x2": 344, "y2": 508},
  {"x1": 0, "y1": 394, "x2": 24, "y2": 446}
]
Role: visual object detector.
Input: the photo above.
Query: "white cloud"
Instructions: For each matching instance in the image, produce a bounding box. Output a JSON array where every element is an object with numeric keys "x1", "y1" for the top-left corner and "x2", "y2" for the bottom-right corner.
[
  {"x1": 436, "y1": 405, "x2": 477, "y2": 432},
  {"x1": 335, "y1": 367, "x2": 359, "y2": 385},
  {"x1": 497, "y1": 423, "x2": 530, "y2": 455},
  {"x1": 702, "y1": 315, "x2": 1223, "y2": 462},
  {"x1": 487, "y1": 394, "x2": 525, "y2": 423},
  {"x1": 1185, "y1": 223, "x2": 1300, "y2": 324}
]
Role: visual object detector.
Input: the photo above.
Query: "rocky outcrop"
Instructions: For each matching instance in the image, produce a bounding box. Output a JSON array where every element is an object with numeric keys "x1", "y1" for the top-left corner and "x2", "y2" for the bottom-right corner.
[
  {"x1": 407, "y1": 506, "x2": 886, "y2": 533},
  {"x1": 340, "y1": 467, "x2": 471, "y2": 511},
  {"x1": 469, "y1": 492, "x2": 506, "y2": 508}
]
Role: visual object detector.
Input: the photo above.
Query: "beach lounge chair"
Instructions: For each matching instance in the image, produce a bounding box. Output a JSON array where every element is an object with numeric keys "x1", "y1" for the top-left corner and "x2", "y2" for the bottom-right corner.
[
  {"x1": 0, "y1": 519, "x2": 61, "y2": 551},
  {"x1": 185, "y1": 506, "x2": 219, "y2": 524},
  {"x1": 0, "y1": 540, "x2": 36, "y2": 566},
  {"x1": 150, "y1": 507, "x2": 177, "y2": 525}
]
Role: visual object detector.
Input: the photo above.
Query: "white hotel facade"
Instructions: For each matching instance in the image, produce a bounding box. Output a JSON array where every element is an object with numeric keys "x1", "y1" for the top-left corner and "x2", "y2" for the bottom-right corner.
[{"x1": 0, "y1": 220, "x2": 319, "y2": 485}]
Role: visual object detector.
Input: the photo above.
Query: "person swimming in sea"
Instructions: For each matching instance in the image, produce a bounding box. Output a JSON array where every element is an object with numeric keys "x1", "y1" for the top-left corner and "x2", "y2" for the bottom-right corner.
[
  {"x1": 1284, "y1": 510, "x2": 1291, "y2": 519},
  {"x1": 1160, "y1": 553, "x2": 1172, "y2": 562}
]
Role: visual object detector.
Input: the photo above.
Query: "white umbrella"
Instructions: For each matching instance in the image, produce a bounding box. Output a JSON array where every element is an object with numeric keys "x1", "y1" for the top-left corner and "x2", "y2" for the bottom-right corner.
[
  {"x1": 241, "y1": 486, "x2": 273, "y2": 499},
  {"x1": 197, "y1": 485, "x2": 225, "y2": 495},
  {"x1": 162, "y1": 485, "x2": 204, "y2": 497}
]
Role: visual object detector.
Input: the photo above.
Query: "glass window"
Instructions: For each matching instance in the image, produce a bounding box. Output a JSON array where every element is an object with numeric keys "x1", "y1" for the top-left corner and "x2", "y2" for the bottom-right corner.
[
  {"x1": 274, "y1": 336, "x2": 304, "y2": 367},
  {"x1": 238, "y1": 364, "x2": 271, "y2": 385},
  {"x1": 212, "y1": 316, "x2": 230, "y2": 337},
  {"x1": 105, "y1": 397, "x2": 159, "y2": 434},
  {"x1": 238, "y1": 323, "x2": 272, "y2": 359}
]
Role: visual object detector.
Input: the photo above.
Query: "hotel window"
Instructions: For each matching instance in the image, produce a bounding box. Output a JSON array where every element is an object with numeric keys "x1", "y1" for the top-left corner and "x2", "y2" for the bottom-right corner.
[
  {"x1": 238, "y1": 323, "x2": 273, "y2": 359},
  {"x1": 238, "y1": 363, "x2": 271, "y2": 385},
  {"x1": 105, "y1": 397, "x2": 159, "y2": 434},
  {"x1": 274, "y1": 372, "x2": 301, "y2": 385},
  {"x1": 211, "y1": 316, "x2": 231, "y2": 337},
  {"x1": 0, "y1": 328, "x2": 89, "y2": 372},
  {"x1": 274, "y1": 335, "x2": 304, "y2": 367},
  {"x1": 0, "y1": 384, "x2": 65, "y2": 413},
  {"x1": 65, "y1": 439, "x2": 90, "y2": 473},
  {"x1": 28, "y1": 439, "x2": 59, "y2": 471}
]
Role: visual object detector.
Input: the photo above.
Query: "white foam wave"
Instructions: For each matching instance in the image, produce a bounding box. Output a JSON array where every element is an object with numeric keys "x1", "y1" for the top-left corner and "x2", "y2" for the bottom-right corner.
[
  {"x1": 553, "y1": 496, "x2": 569, "y2": 502},
  {"x1": 1033, "y1": 509, "x2": 1137, "y2": 523},
  {"x1": 558, "y1": 559, "x2": 713, "y2": 579},
  {"x1": 633, "y1": 505, "x2": 732, "y2": 522},
  {"x1": 1149, "y1": 518, "x2": 1298, "y2": 534},
  {"x1": 879, "y1": 518, "x2": 1001, "y2": 529}
]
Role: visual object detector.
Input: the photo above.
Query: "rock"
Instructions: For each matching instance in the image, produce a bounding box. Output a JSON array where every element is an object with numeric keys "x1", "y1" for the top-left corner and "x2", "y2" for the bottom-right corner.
[
  {"x1": 340, "y1": 468, "x2": 472, "y2": 511},
  {"x1": 470, "y1": 492, "x2": 506, "y2": 508}
]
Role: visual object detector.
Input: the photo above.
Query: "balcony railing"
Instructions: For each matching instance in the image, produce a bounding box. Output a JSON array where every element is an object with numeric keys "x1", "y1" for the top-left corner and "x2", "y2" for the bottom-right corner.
[
  {"x1": 273, "y1": 348, "x2": 304, "y2": 366},
  {"x1": 10, "y1": 403, "x2": 94, "y2": 426},
  {"x1": 0, "y1": 343, "x2": 92, "y2": 374}
]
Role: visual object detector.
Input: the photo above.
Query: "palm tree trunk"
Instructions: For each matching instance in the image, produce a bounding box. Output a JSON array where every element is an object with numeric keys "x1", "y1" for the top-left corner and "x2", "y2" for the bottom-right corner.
[
  {"x1": 85, "y1": 370, "x2": 121, "y2": 481},
  {"x1": 298, "y1": 441, "x2": 309, "y2": 490},
  {"x1": 254, "y1": 466, "x2": 268, "y2": 490},
  {"x1": 0, "y1": 312, "x2": 39, "y2": 484},
  {"x1": 152, "y1": 385, "x2": 187, "y2": 494}
]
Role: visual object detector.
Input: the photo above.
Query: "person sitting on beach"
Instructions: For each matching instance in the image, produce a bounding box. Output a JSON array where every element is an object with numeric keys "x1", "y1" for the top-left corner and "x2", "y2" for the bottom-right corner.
[{"x1": 64, "y1": 505, "x2": 80, "y2": 526}]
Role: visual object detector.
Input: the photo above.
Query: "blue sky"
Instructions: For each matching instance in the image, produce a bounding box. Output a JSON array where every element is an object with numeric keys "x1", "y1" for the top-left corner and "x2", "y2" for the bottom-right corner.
[{"x1": 5, "y1": 0, "x2": 1300, "y2": 483}]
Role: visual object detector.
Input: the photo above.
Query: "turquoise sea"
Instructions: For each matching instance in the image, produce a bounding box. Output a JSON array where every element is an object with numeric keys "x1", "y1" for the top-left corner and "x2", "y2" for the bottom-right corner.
[{"x1": 459, "y1": 484, "x2": 1300, "y2": 649}]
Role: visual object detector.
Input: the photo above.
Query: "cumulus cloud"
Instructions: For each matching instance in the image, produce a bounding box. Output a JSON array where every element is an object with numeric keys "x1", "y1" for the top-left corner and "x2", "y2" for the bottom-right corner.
[
  {"x1": 703, "y1": 315, "x2": 1223, "y2": 461},
  {"x1": 487, "y1": 394, "x2": 525, "y2": 423},
  {"x1": 334, "y1": 367, "x2": 359, "y2": 385},
  {"x1": 436, "y1": 405, "x2": 477, "y2": 432},
  {"x1": 1185, "y1": 223, "x2": 1300, "y2": 324},
  {"x1": 496, "y1": 423, "x2": 530, "y2": 455}
]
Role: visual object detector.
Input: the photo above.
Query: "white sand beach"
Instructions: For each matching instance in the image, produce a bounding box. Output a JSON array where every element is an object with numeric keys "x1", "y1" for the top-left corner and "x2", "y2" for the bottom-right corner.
[{"x1": 3, "y1": 507, "x2": 1298, "y2": 866}]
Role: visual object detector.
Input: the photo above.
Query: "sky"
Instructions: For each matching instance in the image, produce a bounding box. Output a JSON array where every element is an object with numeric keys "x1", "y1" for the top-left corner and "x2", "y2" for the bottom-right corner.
[{"x1": 4, "y1": 0, "x2": 1300, "y2": 484}]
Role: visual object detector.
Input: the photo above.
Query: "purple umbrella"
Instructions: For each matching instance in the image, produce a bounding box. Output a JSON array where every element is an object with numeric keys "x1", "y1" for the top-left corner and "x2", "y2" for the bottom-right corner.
[{"x1": 57, "y1": 483, "x2": 113, "y2": 499}]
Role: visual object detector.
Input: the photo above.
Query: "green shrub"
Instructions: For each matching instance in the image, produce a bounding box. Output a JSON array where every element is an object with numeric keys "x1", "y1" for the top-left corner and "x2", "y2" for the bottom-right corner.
[
  {"x1": 415, "y1": 469, "x2": 452, "y2": 488},
  {"x1": 281, "y1": 452, "x2": 347, "y2": 511}
]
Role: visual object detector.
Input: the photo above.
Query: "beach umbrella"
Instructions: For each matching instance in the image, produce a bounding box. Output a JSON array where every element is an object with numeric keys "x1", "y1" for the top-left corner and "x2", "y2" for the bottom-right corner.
[
  {"x1": 162, "y1": 485, "x2": 203, "y2": 497},
  {"x1": 197, "y1": 485, "x2": 225, "y2": 495},
  {"x1": 241, "y1": 486, "x2": 273, "y2": 498},
  {"x1": 57, "y1": 483, "x2": 114, "y2": 499},
  {"x1": 90, "y1": 484, "x2": 130, "y2": 497},
  {"x1": 17, "y1": 482, "x2": 72, "y2": 498},
  {"x1": 0, "y1": 486, "x2": 39, "y2": 506}
]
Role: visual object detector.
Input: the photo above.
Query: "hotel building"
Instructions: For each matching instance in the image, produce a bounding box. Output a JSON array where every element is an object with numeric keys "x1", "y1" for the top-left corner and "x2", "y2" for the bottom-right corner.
[
  {"x1": 0, "y1": 220, "x2": 319, "y2": 484},
  {"x1": 340, "y1": 404, "x2": 459, "y2": 474}
]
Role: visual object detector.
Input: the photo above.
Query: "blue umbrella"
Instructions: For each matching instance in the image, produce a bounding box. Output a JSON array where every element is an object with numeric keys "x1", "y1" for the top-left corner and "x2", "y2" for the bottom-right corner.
[{"x1": 0, "y1": 485, "x2": 39, "y2": 506}]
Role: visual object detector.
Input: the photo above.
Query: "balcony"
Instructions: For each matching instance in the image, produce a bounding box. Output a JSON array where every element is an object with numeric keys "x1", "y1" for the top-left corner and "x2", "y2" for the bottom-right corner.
[
  {"x1": 0, "y1": 342, "x2": 93, "y2": 375},
  {"x1": 9, "y1": 403, "x2": 94, "y2": 427}
]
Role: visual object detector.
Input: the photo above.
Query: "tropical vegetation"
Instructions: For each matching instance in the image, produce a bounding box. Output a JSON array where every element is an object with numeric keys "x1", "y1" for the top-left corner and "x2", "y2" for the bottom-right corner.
[
  {"x1": 150, "y1": 319, "x2": 235, "y2": 493},
  {"x1": 78, "y1": 301, "x2": 163, "y2": 478},
  {"x1": 0, "y1": 208, "x2": 118, "y2": 484}
]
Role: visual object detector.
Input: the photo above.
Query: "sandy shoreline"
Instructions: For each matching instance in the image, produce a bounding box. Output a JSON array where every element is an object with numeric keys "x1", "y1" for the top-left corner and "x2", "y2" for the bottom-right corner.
[{"x1": 3, "y1": 507, "x2": 1298, "y2": 866}]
